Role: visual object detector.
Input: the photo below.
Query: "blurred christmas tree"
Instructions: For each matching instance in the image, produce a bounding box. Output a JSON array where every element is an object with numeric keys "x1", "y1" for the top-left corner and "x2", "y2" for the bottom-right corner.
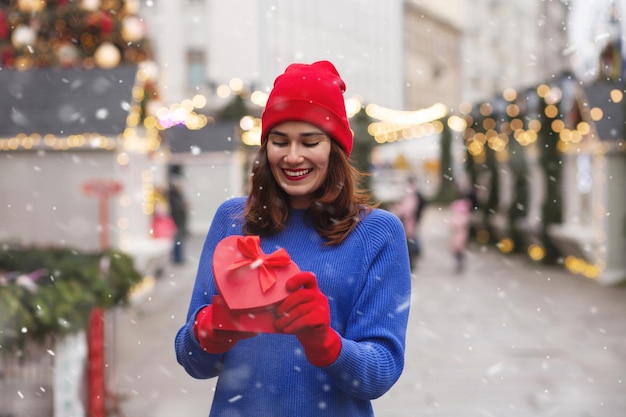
[
  {"x1": 1, "y1": 0, "x2": 151, "y2": 69},
  {"x1": 0, "y1": 0, "x2": 159, "y2": 117}
]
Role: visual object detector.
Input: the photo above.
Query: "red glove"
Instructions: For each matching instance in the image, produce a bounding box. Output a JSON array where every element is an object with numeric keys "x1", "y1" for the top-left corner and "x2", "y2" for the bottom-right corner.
[
  {"x1": 193, "y1": 305, "x2": 257, "y2": 354},
  {"x1": 274, "y1": 272, "x2": 342, "y2": 367}
]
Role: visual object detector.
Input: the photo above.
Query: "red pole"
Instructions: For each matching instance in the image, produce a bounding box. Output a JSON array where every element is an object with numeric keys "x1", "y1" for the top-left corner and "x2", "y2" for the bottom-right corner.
[
  {"x1": 82, "y1": 179, "x2": 122, "y2": 417},
  {"x1": 88, "y1": 197, "x2": 109, "y2": 417},
  {"x1": 87, "y1": 307, "x2": 106, "y2": 417},
  {"x1": 99, "y1": 196, "x2": 109, "y2": 249}
]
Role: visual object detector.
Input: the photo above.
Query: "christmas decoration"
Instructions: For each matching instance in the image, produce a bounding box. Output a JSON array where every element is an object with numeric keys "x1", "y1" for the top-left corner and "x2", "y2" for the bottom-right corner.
[
  {"x1": 0, "y1": 0, "x2": 160, "y2": 120},
  {"x1": 93, "y1": 40, "x2": 120, "y2": 68},
  {"x1": 0, "y1": 244, "x2": 142, "y2": 353}
]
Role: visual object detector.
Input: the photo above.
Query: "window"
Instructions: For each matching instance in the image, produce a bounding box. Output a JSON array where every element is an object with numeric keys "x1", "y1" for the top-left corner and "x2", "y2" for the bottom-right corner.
[{"x1": 186, "y1": 49, "x2": 206, "y2": 91}]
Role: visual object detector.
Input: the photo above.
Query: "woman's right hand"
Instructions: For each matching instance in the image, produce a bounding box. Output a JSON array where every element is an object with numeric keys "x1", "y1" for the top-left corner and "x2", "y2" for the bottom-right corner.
[{"x1": 194, "y1": 305, "x2": 257, "y2": 353}]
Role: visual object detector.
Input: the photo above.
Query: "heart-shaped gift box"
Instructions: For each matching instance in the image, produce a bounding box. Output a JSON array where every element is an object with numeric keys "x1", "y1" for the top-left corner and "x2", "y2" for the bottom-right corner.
[{"x1": 211, "y1": 235, "x2": 299, "y2": 332}]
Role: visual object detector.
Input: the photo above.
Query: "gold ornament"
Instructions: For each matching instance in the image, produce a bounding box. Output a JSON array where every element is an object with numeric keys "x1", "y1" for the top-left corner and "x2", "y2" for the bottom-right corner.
[
  {"x1": 17, "y1": 0, "x2": 46, "y2": 13},
  {"x1": 94, "y1": 42, "x2": 121, "y2": 69}
]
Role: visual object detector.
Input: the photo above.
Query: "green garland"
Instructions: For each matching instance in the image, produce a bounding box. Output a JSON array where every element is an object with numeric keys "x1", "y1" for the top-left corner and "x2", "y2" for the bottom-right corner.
[{"x1": 0, "y1": 244, "x2": 142, "y2": 353}]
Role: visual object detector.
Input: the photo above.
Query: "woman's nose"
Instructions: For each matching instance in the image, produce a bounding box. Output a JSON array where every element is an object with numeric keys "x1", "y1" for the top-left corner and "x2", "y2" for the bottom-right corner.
[{"x1": 284, "y1": 143, "x2": 304, "y2": 164}]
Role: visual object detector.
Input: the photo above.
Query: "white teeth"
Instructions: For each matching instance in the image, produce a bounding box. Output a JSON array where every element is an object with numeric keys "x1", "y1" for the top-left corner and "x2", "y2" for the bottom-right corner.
[{"x1": 285, "y1": 169, "x2": 310, "y2": 177}]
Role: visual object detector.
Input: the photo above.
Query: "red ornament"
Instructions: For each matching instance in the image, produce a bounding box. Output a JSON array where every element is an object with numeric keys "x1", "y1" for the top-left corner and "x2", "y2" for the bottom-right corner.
[
  {"x1": 0, "y1": 11, "x2": 8, "y2": 40},
  {"x1": 1, "y1": 46, "x2": 14, "y2": 68},
  {"x1": 100, "y1": 12, "x2": 114, "y2": 35}
]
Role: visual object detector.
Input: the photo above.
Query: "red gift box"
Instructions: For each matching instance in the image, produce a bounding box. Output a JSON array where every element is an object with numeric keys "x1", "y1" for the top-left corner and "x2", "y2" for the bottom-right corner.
[{"x1": 211, "y1": 235, "x2": 299, "y2": 333}]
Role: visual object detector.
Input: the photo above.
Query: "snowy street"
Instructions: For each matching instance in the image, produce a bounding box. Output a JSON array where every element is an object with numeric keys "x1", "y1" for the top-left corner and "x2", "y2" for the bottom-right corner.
[{"x1": 113, "y1": 206, "x2": 626, "y2": 417}]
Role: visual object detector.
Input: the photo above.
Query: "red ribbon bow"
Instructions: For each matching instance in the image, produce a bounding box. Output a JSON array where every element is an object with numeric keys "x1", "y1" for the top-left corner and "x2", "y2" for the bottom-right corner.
[{"x1": 226, "y1": 236, "x2": 291, "y2": 293}]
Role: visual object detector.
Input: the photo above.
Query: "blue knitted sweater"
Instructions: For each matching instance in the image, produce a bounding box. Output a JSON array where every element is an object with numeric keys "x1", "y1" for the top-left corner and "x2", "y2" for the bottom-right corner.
[{"x1": 175, "y1": 197, "x2": 411, "y2": 416}]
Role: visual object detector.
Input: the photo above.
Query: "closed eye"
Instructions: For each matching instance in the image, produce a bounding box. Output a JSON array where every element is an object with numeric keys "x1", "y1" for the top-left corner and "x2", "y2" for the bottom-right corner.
[{"x1": 269, "y1": 140, "x2": 320, "y2": 148}]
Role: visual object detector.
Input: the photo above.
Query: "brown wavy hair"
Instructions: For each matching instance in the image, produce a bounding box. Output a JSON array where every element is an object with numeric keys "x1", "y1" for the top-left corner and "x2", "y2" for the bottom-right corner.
[{"x1": 243, "y1": 140, "x2": 377, "y2": 245}]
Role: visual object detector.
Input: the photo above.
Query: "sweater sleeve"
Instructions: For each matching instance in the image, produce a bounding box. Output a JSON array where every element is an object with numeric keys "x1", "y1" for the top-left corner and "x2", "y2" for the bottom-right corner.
[
  {"x1": 322, "y1": 210, "x2": 412, "y2": 399},
  {"x1": 174, "y1": 198, "x2": 246, "y2": 379}
]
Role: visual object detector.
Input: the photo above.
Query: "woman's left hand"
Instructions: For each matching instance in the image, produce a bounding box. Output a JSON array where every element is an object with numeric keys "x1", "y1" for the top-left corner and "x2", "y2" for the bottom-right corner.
[{"x1": 274, "y1": 272, "x2": 342, "y2": 367}]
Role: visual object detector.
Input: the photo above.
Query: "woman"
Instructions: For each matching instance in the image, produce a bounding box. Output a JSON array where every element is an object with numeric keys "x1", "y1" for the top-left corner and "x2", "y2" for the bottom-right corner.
[{"x1": 175, "y1": 61, "x2": 411, "y2": 416}]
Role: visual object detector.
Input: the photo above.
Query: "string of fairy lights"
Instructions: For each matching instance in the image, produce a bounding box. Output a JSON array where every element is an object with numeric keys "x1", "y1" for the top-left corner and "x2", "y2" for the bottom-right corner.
[
  {"x1": 0, "y1": 64, "x2": 160, "y2": 154},
  {"x1": 148, "y1": 79, "x2": 454, "y2": 146}
]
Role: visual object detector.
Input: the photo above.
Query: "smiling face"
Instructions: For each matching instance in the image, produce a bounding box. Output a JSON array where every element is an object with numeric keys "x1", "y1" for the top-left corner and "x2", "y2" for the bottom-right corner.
[{"x1": 266, "y1": 121, "x2": 332, "y2": 209}]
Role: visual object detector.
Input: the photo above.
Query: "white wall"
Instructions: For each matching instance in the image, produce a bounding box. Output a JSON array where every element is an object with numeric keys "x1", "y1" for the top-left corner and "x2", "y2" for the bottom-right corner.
[
  {"x1": 0, "y1": 150, "x2": 166, "y2": 255},
  {"x1": 408, "y1": 0, "x2": 465, "y2": 28},
  {"x1": 171, "y1": 151, "x2": 247, "y2": 236},
  {"x1": 0, "y1": 150, "x2": 117, "y2": 251}
]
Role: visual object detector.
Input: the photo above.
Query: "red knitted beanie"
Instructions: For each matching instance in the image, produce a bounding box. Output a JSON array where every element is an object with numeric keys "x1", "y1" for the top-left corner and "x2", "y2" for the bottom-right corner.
[{"x1": 261, "y1": 61, "x2": 353, "y2": 155}]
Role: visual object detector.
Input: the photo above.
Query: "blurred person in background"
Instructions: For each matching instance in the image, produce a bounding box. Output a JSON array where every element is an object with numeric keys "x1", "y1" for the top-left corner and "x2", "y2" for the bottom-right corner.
[
  {"x1": 168, "y1": 174, "x2": 189, "y2": 264},
  {"x1": 389, "y1": 176, "x2": 426, "y2": 270},
  {"x1": 449, "y1": 187, "x2": 472, "y2": 273},
  {"x1": 151, "y1": 185, "x2": 177, "y2": 240},
  {"x1": 174, "y1": 60, "x2": 411, "y2": 416}
]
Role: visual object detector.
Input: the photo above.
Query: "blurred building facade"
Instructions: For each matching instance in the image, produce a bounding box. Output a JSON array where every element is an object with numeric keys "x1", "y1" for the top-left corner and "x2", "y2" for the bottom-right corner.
[
  {"x1": 404, "y1": 2, "x2": 462, "y2": 110},
  {"x1": 461, "y1": 0, "x2": 570, "y2": 104},
  {"x1": 141, "y1": 0, "x2": 405, "y2": 109},
  {"x1": 140, "y1": 0, "x2": 571, "y2": 111}
]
